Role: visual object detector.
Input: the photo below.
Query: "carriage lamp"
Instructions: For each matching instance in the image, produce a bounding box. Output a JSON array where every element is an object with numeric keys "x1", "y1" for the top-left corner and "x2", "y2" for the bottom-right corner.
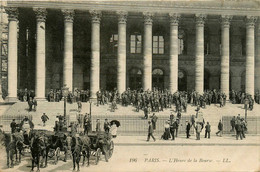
[{"x1": 62, "y1": 84, "x2": 69, "y2": 129}]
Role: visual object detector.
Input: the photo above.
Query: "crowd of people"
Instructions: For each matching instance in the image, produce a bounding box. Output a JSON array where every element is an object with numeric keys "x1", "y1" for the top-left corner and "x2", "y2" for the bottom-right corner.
[
  {"x1": 16, "y1": 88, "x2": 260, "y2": 114},
  {"x1": 147, "y1": 108, "x2": 247, "y2": 142}
]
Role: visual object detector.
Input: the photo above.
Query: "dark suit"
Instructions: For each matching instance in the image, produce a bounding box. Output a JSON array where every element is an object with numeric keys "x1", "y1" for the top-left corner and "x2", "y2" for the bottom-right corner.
[
  {"x1": 186, "y1": 122, "x2": 191, "y2": 138},
  {"x1": 151, "y1": 115, "x2": 158, "y2": 130},
  {"x1": 147, "y1": 124, "x2": 155, "y2": 141},
  {"x1": 10, "y1": 121, "x2": 16, "y2": 133},
  {"x1": 205, "y1": 124, "x2": 211, "y2": 138}
]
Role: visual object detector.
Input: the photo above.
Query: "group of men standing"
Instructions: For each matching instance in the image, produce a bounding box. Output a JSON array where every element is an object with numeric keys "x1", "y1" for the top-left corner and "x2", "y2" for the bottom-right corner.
[{"x1": 230, "y1": 115, "x2": 247, "y2": 140}]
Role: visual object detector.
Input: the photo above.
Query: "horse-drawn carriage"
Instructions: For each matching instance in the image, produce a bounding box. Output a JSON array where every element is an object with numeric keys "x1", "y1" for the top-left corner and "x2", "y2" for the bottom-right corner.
[
  {"x1": 88, "y1": 131, "x2": 114, "y2": 164},
  {"x1": 31, "y1": 129, "x2": 70, "y2": 164}
]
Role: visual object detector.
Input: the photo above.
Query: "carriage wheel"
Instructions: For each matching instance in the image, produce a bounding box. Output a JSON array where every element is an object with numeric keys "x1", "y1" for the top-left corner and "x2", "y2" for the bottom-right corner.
[
  {"x1": 95, "y1": 148, "x2": 101, "y2": 165},
  {"x1": 54, "y1": 147, "x2": 60, "y2": 165},
  {"x1": 108, "y1": 141, "x2": 114, "y2": 159}
]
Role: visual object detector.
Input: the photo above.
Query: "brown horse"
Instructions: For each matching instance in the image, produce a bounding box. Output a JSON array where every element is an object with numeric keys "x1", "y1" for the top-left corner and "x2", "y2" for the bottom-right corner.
[
  {"x1": 71, "y1": 135, "x2": 90, "y2": 171},
  {"x1": 30, "y1": 132, "x2": 47, "y2": 172},
  {"x1": 0, "y1": 131, "x2": 16, "y2": 168}
]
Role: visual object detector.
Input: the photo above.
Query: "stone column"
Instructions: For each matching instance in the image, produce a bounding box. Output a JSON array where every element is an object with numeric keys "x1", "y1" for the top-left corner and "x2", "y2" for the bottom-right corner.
[
  {"x1": 117, "y1": 11, "x2": 127, "y2": 94},
  {"x1": 256, "y1": 18, "x2": 260, "y2": 92},
  {"x1": 62, "y1": 9, "x2": 74, "y2": 91},
  {"x1": 5, "y1": 7, "x2": 18, "y2": 101},
  {"x1": 195, "y1": 14, "x2": 206, "y2": 94},
  {"x1": 143, "y1": 12, "x2": 153, "y2": 91},
  {"x1": 169, "y1": 13, "x2": 180, "y2": 93},
  {"x1": 34, "y1": 8, "x2": 47, "y2": 100},
  {"x1": 220, "y1": 15, "x2": 232, "y2": 100},
  {"x1": 245, "y1": 16, "x2": 257, "y2": 97},
  {"x1": 90, "y1": 10, "x2": 101, "y2": 98}
]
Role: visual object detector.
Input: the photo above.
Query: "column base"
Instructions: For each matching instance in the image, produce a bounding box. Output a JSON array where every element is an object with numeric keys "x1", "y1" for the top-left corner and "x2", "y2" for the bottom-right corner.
[
  {"x1": 35, "y1": 97, "x2": 47, "y2": 101},
  {"x1": 89, "y1": 97, "x2": 97, "y2": 101},
  {"x1": 6, "y1": 97, "x2": 18, "y2": 102}
]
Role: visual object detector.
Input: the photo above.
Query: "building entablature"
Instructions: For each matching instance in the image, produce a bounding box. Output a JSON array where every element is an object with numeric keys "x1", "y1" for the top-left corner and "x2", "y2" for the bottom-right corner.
[{"x1": 6, "y1": 1, "x2": 260, "y2": 17}]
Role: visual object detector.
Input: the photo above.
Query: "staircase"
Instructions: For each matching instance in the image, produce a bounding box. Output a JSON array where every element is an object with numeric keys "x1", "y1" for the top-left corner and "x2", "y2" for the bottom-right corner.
[{"x1": 0, "y1": 101, "x2": 259, "y2": 135}]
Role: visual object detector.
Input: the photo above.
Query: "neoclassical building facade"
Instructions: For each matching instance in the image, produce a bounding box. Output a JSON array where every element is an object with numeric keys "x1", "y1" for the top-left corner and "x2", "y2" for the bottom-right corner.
[{"x1": 1, "y1": 0, "x2": 260, "y2": 100}]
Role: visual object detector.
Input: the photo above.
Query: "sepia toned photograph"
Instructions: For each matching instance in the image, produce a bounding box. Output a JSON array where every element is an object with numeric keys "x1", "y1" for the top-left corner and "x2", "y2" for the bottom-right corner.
[{"x1": 0, "y1": 0, "x2": 259, "y2": 171}]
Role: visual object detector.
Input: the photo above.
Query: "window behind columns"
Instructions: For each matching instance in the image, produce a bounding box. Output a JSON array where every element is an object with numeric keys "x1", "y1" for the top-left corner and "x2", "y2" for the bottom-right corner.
[
  {"x1": 204, "y1": 27, "x2": 210, "y2": 55},
  {"x1": 178, "y1": 29, "x2": 185, "y2": 55},
  {"x1": 153, "y1": 36, "x2": 164, "y2": 54},
  {"x1": 130, "y1": 34, "x2": 142, "y2": 54},
  {"x1": 109, "y1": 34, "x2": 118, "y2": 53}
]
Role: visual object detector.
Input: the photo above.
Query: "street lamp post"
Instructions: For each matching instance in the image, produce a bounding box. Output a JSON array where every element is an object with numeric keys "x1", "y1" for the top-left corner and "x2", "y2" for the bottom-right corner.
[
  {"x1": 245, "y1": 105, "x2": 248, "y2": 122},
  {"x1": 89, "y1": 99, "x2": 92, "y2": 131},
  {"x1": 62, "y1": 85, "x2": 69, "y2": 131}
]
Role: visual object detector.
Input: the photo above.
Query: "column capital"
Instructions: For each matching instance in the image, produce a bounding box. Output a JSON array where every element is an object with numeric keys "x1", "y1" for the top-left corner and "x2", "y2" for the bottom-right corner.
[
  {"x1": 90, "y1": 10, "x2": 102, "y2": 23},
  {"x1": 245, "y1": 16, "x2": 257, "y2": 28},
  {"x1": 143, "y1": 12, "x2": 153, "y2": 25},
  {"x1": 195, "y1": 14, "x2": 206, "y2": 27},
  {"x1": 5, "y1": 7, "x2": 18, "y2": 21},
  {"x1": 33, "y1": 8, "x2": 47, "y2": 22},
  {"x1": 116, "y1": 11, "x2": 127, "y2": 24},
  {"x1": 220, "y1": 15, "x2": 232, "y2": 28},
  {"x1": 62, "y1": 9, "x2": 75, "y2": 22},
  {"x1": 169, "y1": 13, "x2": 180, "y2": 26}
]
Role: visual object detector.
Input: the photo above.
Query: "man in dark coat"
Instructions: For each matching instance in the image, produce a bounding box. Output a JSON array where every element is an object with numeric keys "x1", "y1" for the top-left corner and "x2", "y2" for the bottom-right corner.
[
  {"x1": 170, "y1": 119, "x2": 177, "y2": 140},
  {"x1": 10, "y1": 119, "x2": 16, "y2": 133},
  {"x1": 146, "y1": 121, "x2": 156, "y2": 142},
  {"x1": 175, "y1": 119, "x2": 179, "y2": 137},
  {"x1": 216, "y1": 120, "x2": 223, "y2": 137},
  {"x1": 205, "y1": 122, "x2": 211, "y2": 139},
  {"x1": 104, "y1": 119, "x2": 110, "y2": 133},
  {"x1": 41, "y1": 113, "x2": 49, "y2": 126},
  {"x1": 235, "y1": 119, "x2": 243, "y2": 140},
  {"x1": 185, "y1": 120, "x2": 191, "y2": 138},
  {"x1": 230, "y1": 116, "x2": 236, "y2": 132},
  {"x1": 241, "y1": 118, "x2": 247, "y2": 138},
  {"x1": 144, "y1": 106, "x2": 148, "y2": 119},
  {"x1": 151, "y1": 113, "x2": 158, "y2": 131}
]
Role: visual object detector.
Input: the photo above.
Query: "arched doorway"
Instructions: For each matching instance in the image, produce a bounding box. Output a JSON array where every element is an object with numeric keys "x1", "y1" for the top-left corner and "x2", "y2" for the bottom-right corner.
[
  {"x1": 178, "y1": 69, "x2": 187, "y2": 91},
  {"x1": 152, "y1": 68, "x2": 164, "y2": 90},
  {"x1": 241, "y1": 71, "x2": 245, "y2": 92},
  {"x1": 106, "y1": 68, "x2": 117, "y2": 91},
  {"x1": 204, "y1": 70, "x2": 210, "y2": 91},
  {"x1": 129, "y1": 68, "x2": 142, "y2": 90}
]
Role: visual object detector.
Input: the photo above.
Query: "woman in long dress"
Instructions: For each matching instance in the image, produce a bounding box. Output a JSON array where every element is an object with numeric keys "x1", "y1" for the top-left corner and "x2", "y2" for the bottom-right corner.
[
  {"x1": 110, "y1": 122, "x2": 117, "y2": 138},
  {"x1": 161, "y1": 120, "x2": 171, "y2": 140}
]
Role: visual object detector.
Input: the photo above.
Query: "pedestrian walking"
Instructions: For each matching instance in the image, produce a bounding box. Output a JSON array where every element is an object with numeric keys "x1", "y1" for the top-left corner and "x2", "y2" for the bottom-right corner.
[
  {"x1": 230, "y1": 116, "x2": 236, "y2": 132},
  {"x1": 33, "y1": 98, "x2": 37, "y2": 111},
  {"x1": 41, "y1": 113, "x2": 49, "y2": 126},
  {"x1": 241, "y1": 118, "x2": 247, "y2": 138},
  {"x1": 186, "y1": 120, "x2": 191, "y2": 139},
  {"x1": 144, "y1": 106, "x2": 148, "y2": 119},
  {"x1": 147, "y1": 121, "x2": 156, "y2": 142},
  {"x1": 235, "y1": 119, "x2": 243, "y2": 140},
  {"x1": 77, "y1": 101, "x2": 82, "y2": 112},
  {"x1": 10, "y1": 119, "x2": 16, "y2": 133},
  {"x1": 151, "y1": 113, "x2": 158, "y2": 131},
  {"x1": 104, "y1": 119, "x2": 110, "y2": 133},
  {"x1": 96, "y1": 119, "x2": 101, "y2": 132},
  {"x1": 195, "y1": 123, "x2": 202, "y2": 140},
  {"x1": 170, "y1": 119, "x2": 177, "y2": 140},
  {"x1": 110, "y1": 122, "x2": 118, "y2": 138},
  {"x1": 216, "y1": 120, "x2": 223, "y2": 137},
  {"x1": 205, "y1": 122, "x2": 211, "y2": 139}
]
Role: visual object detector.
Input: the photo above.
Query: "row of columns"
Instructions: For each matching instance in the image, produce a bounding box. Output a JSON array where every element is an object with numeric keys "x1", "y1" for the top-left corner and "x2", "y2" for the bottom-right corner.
[{"x1": 4, "y1": 7, "x2": 259, "y2": 100}]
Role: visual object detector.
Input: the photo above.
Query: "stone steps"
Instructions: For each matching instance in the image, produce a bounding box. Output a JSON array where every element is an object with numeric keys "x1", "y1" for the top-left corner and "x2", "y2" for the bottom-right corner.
[{"x1": 1, "y1": 101, "x2": 259, "y2": 134}]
